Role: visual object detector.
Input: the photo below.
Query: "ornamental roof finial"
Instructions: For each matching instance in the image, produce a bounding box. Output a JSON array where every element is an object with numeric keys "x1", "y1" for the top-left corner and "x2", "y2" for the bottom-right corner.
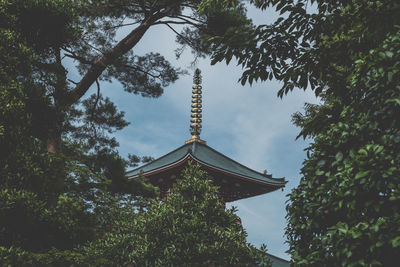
[{"x1": 185, "y1": 69, "x2": 206, "y2": 144}]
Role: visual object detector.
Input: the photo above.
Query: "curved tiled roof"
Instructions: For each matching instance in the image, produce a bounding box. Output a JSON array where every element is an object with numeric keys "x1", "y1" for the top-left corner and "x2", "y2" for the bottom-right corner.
[
  {"x1": 127, "y1": 141, "x2": 286, "y2": 187},
  {"x1": 267, "y1": 253, "x2": 290, "y2": 267}
]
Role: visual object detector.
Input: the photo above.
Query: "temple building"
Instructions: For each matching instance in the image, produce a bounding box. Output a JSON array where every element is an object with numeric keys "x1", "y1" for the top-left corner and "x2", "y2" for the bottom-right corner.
[{"x1": 127, "y1": 69, "x2": 289, "y2": 266}]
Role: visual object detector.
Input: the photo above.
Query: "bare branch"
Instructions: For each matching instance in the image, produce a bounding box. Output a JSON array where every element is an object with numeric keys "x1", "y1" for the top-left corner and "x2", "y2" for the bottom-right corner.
[
  {"x1": 165, "y1": 23, "x2": 197, "y2": 49},
  {"x1": 64, "y1": 53, "x2": 93, "y2": 65},
  {"x1": 67, "y1": 79, "x2": 79, "y2": 85},
  {"x1": 174, "y1": 14, "x2": 204, "y2": 24},
  {"x1": 94, "y1": 79, "x2": 101, "y2": 111},
  {"x1": 88, "y1": 79, "x2": 101, "y2": 139},
  {"x1": 82, "y1": 40, "x2": 105, "y2": 55},
  {"x1": 154, "y1": 20, "x2": 198, "y2": 27},
  {"x1": 62, "y1": 47, "x2": 93, "y2": 65},
  {"x1": 105, "y1": 20, "x2": 142, "y2": 30},
  {"x1": 119, "y1": 63, "x2": 161, "y2": 79}
]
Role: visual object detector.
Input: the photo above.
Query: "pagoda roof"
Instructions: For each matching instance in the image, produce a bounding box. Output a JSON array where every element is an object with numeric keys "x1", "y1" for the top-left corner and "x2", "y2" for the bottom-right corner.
[
  {"x1": 267, "y1": 253, "x2": 290, "y2": 267},
  {"x1": 127, "y1": 141, "x2": 286, "y2": 188}
]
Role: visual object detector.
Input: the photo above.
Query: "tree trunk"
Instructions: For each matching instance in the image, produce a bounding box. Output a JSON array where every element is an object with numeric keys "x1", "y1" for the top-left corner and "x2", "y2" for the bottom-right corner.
[
  {"x1": 48, "y1": 8, "x2": 172, "y2": 151},
  {"x1": 65, "y1": 21, "x2": 152, "y2": 107},
  {"x1": 63, "y1": 5, "x2": 173, "y2": 107},
  {"x1": 46, "y1": 129, "x2": 62, "y2": 153}
]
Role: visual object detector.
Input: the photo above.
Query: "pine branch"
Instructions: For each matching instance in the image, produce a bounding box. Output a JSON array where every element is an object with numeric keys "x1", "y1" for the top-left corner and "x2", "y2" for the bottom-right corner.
[{"x1": 63, "y1": 7, "x2": 172, "y2": 107}]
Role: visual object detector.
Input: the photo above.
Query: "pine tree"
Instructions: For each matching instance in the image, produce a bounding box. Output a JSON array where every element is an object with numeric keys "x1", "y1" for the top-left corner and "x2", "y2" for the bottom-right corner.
[{"x1": 0, "y1": 0, "x2": 254, "y2": 265}]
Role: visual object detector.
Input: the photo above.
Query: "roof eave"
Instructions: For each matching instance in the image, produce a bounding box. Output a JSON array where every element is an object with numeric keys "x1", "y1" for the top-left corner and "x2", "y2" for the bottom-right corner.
[{"x1": 128, "y1": 153, "x2": 285, "y2": 188}]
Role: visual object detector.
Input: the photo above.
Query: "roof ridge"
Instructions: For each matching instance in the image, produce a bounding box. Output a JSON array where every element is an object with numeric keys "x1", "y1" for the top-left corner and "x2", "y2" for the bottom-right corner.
[
  {"x1": 126, "y1": 142, "x2": 191, "y2": 175},
  {"x1": 194, "y1": 142, "x2": 286, "y2": 184}
]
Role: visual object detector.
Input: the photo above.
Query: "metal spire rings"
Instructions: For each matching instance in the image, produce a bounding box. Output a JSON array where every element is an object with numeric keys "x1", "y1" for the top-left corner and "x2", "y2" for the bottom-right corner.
[{"x1": 185, "y1": 69, "x2": 206, "y2": 144}]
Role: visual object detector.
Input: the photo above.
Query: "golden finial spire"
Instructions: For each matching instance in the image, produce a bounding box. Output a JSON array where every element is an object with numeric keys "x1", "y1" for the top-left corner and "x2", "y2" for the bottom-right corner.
[{"x1": 185, "y1": 69, "x2": 206, "y2": 144}]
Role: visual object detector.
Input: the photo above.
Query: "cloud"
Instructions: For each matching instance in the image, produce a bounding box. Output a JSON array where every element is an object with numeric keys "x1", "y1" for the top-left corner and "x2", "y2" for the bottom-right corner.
[
  {"x1": 110, "y1": 50, "x2": 317, "y2": 260},
  {"x1": 63, "y1": 6, "x2": 320, "y2": 261},
  {"x1": 228, "y1": 191, "x2": 289, "y2": 259}
]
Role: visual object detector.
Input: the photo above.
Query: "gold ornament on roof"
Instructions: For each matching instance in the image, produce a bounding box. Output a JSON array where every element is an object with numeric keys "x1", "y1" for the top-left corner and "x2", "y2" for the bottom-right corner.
[{"x1": 185, "y1": 69, "x2": 206, "y2": 144}]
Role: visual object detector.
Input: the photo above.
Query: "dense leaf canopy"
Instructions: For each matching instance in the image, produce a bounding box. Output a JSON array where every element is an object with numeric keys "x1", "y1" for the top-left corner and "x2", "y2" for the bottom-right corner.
[
  {"x1": 208, "y1": 0, "x2": 400, "y2": 266},
  {"x1": 81, "y1": 164, "x2": 271, "y2": 266}
]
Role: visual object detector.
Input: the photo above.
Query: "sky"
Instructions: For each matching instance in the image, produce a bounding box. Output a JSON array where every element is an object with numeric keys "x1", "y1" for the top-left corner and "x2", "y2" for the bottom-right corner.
[{"x1": 67, "y1": 4, "x2": 319, "y2": 260}]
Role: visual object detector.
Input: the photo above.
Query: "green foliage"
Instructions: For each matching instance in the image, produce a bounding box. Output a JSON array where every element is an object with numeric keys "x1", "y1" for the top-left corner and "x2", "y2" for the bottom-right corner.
[
  {"x1": 2, "y1": 0, "x2": 79, "y2": 52},
  {"x1": 0, "y1": 188, "x2": 94, "y2": 250},
  {"x1": 1, "y1": 0, "x2": 256, "y2": 265},
  {"x1": 70, "y1": 0, "x2": 249, "y2": 98},
  {"x1": 0, "y1": 1, "x2": 156, "y2": 265},
  {"x1": 209, "y1": 0, "x2": 400, "y2": 96},
  {"x1": 81, "y1": 163, "x2": 271, "y2": 266},
  {"x1": 287, "y1": 28, "x2": 400, "y2": 267},
  {"x1": 0, "y1": 246, "x2": 85, "y2": 267},
  {"x1": 207, "y1": 0, "x2": 400, "y2": 265}
]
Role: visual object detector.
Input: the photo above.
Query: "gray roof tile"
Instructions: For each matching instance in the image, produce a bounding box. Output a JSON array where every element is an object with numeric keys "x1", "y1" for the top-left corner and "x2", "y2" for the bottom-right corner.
[{"x1": 127, "y1": 141, "x2": 286, "y2": 186}]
